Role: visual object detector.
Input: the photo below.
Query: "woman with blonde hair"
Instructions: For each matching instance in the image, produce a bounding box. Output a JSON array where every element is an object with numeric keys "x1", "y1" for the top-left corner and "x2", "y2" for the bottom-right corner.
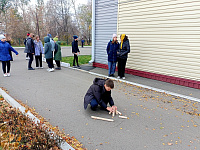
[{"x1": 117, "y1": 34, "x2": 130, "y2": 79}]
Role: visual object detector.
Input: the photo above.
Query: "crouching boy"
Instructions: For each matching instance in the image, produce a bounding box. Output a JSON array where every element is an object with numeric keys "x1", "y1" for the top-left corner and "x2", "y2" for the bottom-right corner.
[{"x1": 84, "y1": 78, "x2": 117, "y2": 112}]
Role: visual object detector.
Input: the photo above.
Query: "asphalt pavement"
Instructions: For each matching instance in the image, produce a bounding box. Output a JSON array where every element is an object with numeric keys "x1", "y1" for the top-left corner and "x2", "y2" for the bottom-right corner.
[{"x1": 0, "y1": 47, "x2": 200, "y2": 150}]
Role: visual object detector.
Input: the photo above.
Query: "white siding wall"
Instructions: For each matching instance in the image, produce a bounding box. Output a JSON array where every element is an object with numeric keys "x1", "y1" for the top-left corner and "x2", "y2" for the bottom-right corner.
[
  {"x1": 118, "y1": 0, "x2": 200, "y2": 81},
  {"x1": 95, "y1": 0, "x2": 118, "y2": 64}
]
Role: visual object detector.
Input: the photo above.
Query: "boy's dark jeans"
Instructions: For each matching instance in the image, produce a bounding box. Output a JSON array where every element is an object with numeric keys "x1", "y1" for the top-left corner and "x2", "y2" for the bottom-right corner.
[{"x1": 73, "y1": 54, "x2": 79, "y2": 66}]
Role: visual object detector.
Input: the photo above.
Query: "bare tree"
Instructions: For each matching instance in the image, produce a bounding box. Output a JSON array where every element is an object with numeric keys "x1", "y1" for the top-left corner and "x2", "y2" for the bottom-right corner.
[{"x1": 77, "y1": 1, "x2": 92, "y2": 45}]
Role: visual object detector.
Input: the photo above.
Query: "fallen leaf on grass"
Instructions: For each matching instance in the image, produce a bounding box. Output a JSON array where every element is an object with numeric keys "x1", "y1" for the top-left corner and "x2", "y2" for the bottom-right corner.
[{"x1": 168, "y1": 142, "x2": 173, "y2": 145}]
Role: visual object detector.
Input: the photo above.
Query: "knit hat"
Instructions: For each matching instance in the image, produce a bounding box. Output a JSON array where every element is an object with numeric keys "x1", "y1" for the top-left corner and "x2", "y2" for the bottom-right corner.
[
  {"x1": 0, "y1": 34, "x2": 6, "y2": 40},
  {"x1": 112, "y1": 34, "x2": 117, "y2": 38},
  {"x1": 47, "y1": 34, "x2": 52, "y2": 38},
  {"x1": 73, "y1": 35, "x2": 78, "y2": 39},
  {"x1": 27, "y1": 33, "x2": 30, "y2": 36}
]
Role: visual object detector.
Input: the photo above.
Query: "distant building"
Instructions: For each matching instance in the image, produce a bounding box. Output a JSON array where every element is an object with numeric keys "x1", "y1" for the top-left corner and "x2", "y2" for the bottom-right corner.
[{"x1": 92, "y1": 0, "x2": 200, "y2": 89}]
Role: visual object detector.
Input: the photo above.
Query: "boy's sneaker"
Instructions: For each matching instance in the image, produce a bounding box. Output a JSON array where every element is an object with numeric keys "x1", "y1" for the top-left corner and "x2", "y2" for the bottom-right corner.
[
  {"x1": 40, "y1": 67, "x2": 43, "y2": 69},
  {"x1": 77, "y1": 66, "x2": 81, "y2": 69},
  {"x1": 3, "y1": 73, "x2": 7, "y2": 77},
  {"x1": 26, "y1": 57, "x2": 29, "y2": 60},
  {"x1": 122, "y1": 77, "x2": 126, "y2": 80},
  {"x1": 73, "y1": 66, "x2": 77, "y2": 68},
  {"x1": 117, "y1": 76, "x2": 120, "y2": 79},
  {"x1": 36, "y1": 67, "x2": 39, "y2": 69},
  {"x1": 7, "y1": 73, "x2": 10, "y2": 77}
]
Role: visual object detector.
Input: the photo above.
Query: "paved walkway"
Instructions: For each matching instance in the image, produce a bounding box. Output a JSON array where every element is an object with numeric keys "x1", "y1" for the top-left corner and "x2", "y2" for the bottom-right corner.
[{"x1": 0, "y1": 47, "x2": 200, "y2": 150}]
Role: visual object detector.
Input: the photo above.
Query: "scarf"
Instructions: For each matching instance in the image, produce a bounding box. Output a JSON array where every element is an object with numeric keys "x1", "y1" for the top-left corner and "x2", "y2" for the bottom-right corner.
[{"x1": 120, "y1": 34, "x2": 126, "y2": 49}]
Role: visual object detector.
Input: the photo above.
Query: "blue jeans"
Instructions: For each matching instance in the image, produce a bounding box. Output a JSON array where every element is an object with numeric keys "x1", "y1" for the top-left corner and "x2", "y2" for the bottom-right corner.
[
  {"x1": 108, "y1": 61, "x2": 116, "y2": 75},
  {"x1": 90, "y1": 99, "x2": 99, "y2": 110}
]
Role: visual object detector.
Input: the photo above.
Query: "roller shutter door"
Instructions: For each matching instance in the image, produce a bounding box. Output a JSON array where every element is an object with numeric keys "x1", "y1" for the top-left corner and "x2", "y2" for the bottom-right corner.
[{"x1": 95, "y1": 0, "x2": 118, "y2": 64}]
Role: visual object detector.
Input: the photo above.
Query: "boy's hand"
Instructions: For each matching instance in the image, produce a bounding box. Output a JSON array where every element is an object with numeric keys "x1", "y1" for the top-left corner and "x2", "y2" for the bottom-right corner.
[
  {"x1": 112, "y1": 106, "x2": 117, "y2": 111},
  {"x1": 106, "y1": 107, "x2": 113, "y2": 112}
]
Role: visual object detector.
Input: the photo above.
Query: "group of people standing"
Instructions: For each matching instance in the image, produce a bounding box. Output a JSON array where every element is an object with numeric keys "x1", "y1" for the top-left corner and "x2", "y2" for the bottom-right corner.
[
  {"x1": 106, "y1": 33, "x2": 130, "y2": 79},
  {"x1": 24, "y1": 33, "x2": 62, "y2": 72}
]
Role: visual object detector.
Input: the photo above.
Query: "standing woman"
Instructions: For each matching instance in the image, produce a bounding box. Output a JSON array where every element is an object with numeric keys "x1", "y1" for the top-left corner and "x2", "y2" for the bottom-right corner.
[
  {"x1": 0, "y1": 35, "x2": 19, "y2": 77},
  {"x1": 117, "y1": 34, "x2": 130, "y2": 79},
  {"x1": 54, "y1": 38, "x2": 62, "y2": 70},
  {"x1": 34, "y1": 35, "x2": 44, "y2": 68},
  {"x1": 106, "y1": 34, "x2": 119, "y2": 77},
  {"x1": 44, "y1": 36, "x2": 54, "y2": 72}
]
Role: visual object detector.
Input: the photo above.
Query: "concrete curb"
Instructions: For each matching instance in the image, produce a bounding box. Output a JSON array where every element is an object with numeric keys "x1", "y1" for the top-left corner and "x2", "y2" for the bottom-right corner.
[
  {"x1": 0, "y1": 88, "x2": 74, "y2": 150},
  {"x1": 61, "y1": 63, "x2": 200, "y2": 103}
]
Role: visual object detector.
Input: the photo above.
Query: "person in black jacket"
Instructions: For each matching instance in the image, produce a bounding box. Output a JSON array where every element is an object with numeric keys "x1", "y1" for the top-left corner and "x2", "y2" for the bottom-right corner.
[
  {"x1": 24, "y1": 33, "x2": 30, "y2": 60},
  {"x1": 84, "y1": 78, "x2": 117, "y2": 112},
  {"x1": 117, "y1": 34, "x2": 130, "y2": 80},
  {"x1": 72, "y1": 35, "x2": 80, "y2": 68},
  {"x1": 24, "y1": 33, "x2": 35, "y2": 70}
]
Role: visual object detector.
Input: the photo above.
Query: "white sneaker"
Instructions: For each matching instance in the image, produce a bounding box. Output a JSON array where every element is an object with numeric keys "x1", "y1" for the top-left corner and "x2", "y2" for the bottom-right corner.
[
  {"x1": 26, "y1": 57, "x2": 29, "y2": 60},
  {"x1": 40, "y1": 67, "x2": 43, "y2": 69},
  {"x1": 117, "y1": 76, "x2": 120, "y2": 79},
  {"x1": 47, "y1": 68, "x2": 50, "y2": 72},
  {"x1": 3, "y1": 73, "x2": 7, "y2": 77},
  {"x1": 36, "y1": 67, "x2": 39, "y2": 69},
  {"x1": 7, "y1": 73, "x2": 10, "y2": 77},
  {"x1": 122, "y1": 77, "x2": 126, "y2": 80},
  {"x1": 49, "y1": 68, "x2": 54, "y2": 72}
]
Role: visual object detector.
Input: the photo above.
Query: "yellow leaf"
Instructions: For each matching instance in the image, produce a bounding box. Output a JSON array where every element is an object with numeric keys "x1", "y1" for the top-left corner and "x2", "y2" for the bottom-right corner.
[
  {"x1": 17, "y1": 135, "x2": 21, "y2": 142},
  {"x1": 9, "y1": 134, "x2": 15, "y2": 142},
  {"x1": 25, "y1": 108, "x2": 28, "y2": 113},
  {"x1": 193, "y1": 125, "x2": 197, "y2": 127}
]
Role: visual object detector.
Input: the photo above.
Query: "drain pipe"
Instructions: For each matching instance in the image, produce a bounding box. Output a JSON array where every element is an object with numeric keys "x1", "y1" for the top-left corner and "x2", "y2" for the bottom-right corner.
[{"x1": 89, "y1": 0, "x2": 95, "y2": 64}]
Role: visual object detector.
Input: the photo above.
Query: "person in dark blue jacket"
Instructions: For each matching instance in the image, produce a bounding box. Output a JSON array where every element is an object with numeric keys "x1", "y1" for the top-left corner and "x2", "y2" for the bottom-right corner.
[
  {"x1": 0, "y1": 35, "x2": 19, "y2": 77},
  {"x1": 84, "y1": 78, "x2": 117, "y2": 112},
  {"x1": 106, "y1": 34, "x2": 119, "y2": 77},
  {"x1": 72, "y1": 35, "x2": 80, "y2": 68},
  {"x1": 24, "y1": 33, "x2": 35, "y2": 70},
  {"x1": 81, "y1": 38, "x2": 84, "y2": 48}
]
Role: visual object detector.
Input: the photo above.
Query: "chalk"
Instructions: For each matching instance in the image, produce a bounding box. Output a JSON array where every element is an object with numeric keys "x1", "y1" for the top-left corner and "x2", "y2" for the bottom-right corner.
[{"x1": 91, "y1": 116, "x2": 114, "y2": 122}]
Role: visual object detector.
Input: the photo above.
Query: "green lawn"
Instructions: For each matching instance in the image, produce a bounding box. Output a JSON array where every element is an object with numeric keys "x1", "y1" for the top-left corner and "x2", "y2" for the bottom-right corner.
[{"x1": 62, "y1": 55, "x2": 91, "y2": 66}]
